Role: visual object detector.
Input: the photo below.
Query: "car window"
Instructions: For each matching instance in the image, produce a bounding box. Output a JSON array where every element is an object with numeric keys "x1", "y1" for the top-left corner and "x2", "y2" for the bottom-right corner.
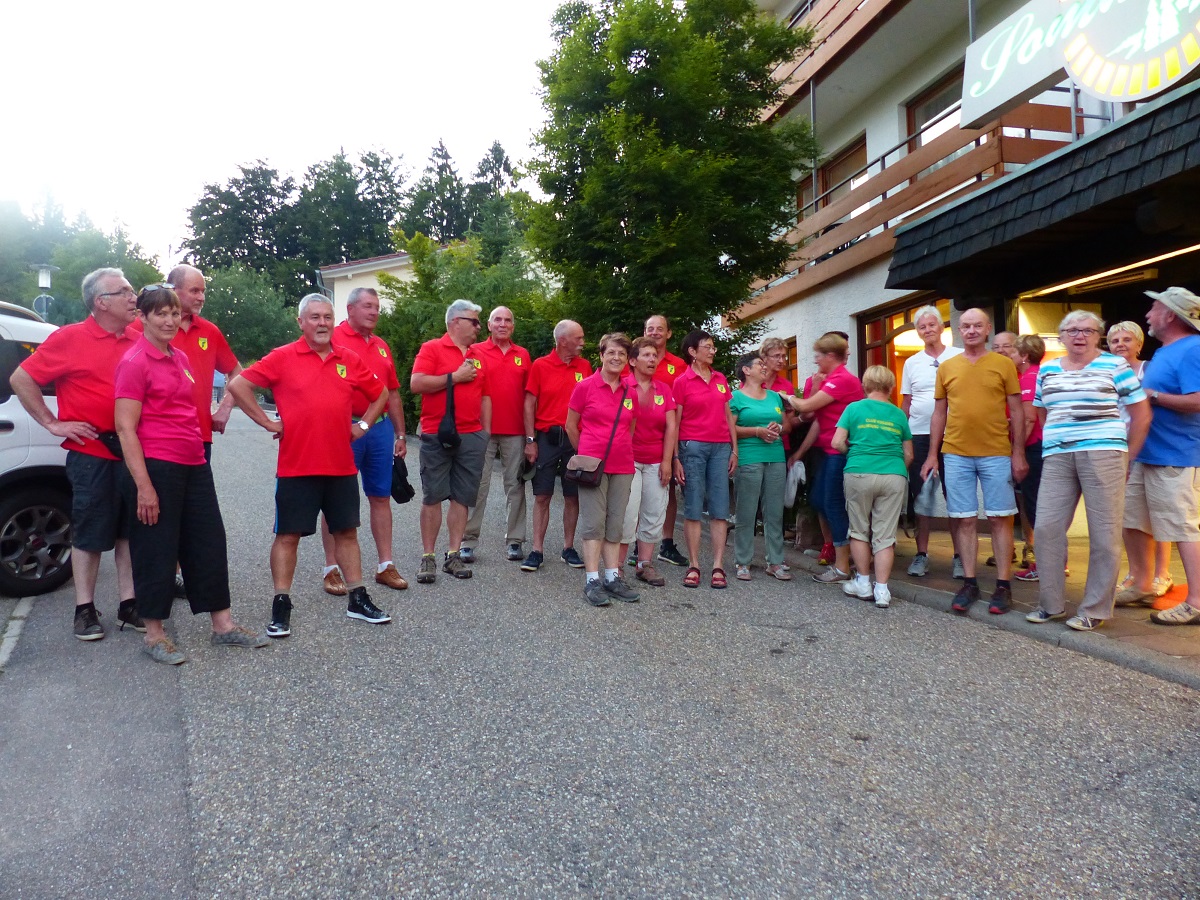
[{"x1": 0, "y1": 337, "x2": 55, "y2": 402}]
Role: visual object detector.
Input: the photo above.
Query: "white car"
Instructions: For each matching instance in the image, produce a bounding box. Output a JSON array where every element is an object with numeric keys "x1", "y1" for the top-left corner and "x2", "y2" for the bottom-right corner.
[{"x1": 0, "y1": 301, "x2": 73, "y2": 596}]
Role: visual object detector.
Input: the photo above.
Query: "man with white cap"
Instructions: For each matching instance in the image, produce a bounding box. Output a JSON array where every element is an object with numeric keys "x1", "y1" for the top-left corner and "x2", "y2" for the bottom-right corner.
[{"x1": 1118, "y1": 287, "x2": 1200, "y2": 624}]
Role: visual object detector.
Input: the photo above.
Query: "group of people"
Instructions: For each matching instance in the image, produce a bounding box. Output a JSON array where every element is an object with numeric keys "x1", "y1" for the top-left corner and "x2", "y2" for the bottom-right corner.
[{"x1": 13, "y1": 264, "x2": 1200, "y2": 654}]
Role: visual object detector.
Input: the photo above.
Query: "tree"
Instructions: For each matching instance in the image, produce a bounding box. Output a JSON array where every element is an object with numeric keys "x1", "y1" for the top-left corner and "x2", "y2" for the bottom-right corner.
[
  {"x1": 528, "y1": 0, "x2": 818, "y2": 346},
  {"x1": 400, "y1": 141, "x2": 469, "y2": 244},
  {"x1": 200, "y1": 265, "x2": 298, "y2": 362}
]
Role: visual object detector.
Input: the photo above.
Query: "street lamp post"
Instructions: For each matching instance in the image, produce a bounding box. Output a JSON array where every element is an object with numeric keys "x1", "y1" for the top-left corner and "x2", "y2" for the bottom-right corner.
[{"x1": 29, "y1": 263, "x2": 60, "y2": 319}]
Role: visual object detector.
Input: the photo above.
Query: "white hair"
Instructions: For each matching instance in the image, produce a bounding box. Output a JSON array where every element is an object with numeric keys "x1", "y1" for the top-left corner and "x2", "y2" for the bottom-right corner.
[
  {"x1": 445, "y1": 298, "x2": 482, "y2": 326},
  {"x1": 553, "y1": 319, "x2": 580, "y2": 342},
  {"x1": 911, "y1": 305, "x2": 943, "y2": 328},
  {"x1": 298, "y1": 293, "x2": 333, "y2": 318},
  {"x1": 82, "y1": 267, "x2": 125, "y2": 312},
  {"x1": 346, "y1": 287, "x2": 378, "y2": 308},
  {"x1": 1058, "y1": 309, "x2": 1105, "y2": 333}
]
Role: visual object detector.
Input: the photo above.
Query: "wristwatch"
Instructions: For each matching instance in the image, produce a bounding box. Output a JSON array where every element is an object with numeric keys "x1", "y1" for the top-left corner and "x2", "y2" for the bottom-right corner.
[
  {"x1": 1148, "y1": 389, "x2": 1160, "y2": 404},
  {"x1": 397, "y1": 434, "x2": 406, "y2": 442},
  {"x1": 526, "y1": 436, "x2": 536, "y2": 444},
  {"x1": 356, "y1": 421, "x2": 370, "y2": 434}
]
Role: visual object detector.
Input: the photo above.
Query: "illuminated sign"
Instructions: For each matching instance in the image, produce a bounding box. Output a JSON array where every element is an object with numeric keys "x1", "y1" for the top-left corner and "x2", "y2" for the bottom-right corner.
[{"x1": 962, "y1": 0, "x2": 1200, "y2": 127}]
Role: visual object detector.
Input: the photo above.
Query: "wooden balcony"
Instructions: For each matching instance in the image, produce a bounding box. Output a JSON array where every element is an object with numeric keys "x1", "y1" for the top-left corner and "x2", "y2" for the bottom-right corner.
[{"x1": 737, "y1": 102, "x2": 1076, "y2": 321}]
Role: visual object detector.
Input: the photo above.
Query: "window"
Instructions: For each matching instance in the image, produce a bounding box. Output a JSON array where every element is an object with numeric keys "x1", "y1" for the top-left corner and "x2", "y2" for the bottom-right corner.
[
  {"x1": 857, "y1": 298, "x2": 953, "y2": 404},
  {"x1": 799, "y1": 137, "x2": 868, "y2": 219},
  {"x1": 907, "y1": 72, "x2": 963, "y2": 149},
  {"x1": 0, "y1": 338, "x2": 51, "y2": 403}
]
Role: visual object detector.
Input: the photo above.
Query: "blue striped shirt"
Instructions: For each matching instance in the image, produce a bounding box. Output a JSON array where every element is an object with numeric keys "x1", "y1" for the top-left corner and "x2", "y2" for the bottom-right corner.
[{"x1": 1034, "y1": 353, "x2": 1145, "y2": 456}]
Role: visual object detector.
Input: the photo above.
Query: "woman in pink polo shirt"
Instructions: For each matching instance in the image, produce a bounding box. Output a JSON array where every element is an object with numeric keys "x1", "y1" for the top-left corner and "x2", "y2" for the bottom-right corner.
[
  {"x1": 114, "y1": 286, "x2": 266, "y2": 665},
  {"x1": 672, "y1": 330, "x2": 738, "y2": 589},
  {"x1": 566, "y1": 332, "x2": 641, "y2": 608}
]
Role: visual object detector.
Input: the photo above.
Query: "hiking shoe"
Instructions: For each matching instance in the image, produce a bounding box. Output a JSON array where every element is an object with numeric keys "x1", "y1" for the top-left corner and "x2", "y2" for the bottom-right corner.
[
  {"x1": 1114, "y1": 585, "x2": 1154, "y2": 607},
  {"x1": 323, "y1": 567, "x2": 348, "y2": 596},
  {"x1": 347, "y1": 587, "x2": 391, "y2": 624},
  {"x1": 375, "y1": 563, "x2": 408, "y2": 590},
  {"x1": 143, "y1": 637, "x2": 186, "y2": 665},
  {"x1": 417, "y1": 554, "x2": 438, "y2": 584},
  {"x1": 812, "y1": 566, "x2": 850, "y2": 584},
  {"x1": 604, "y1": 575, "x2": 640, "y2": 602},
  {"x1": 117, "y1": 599, "x2": 146, "y2": 633},
  {"x1": 766, "y1": 564, "x2": 793, "y2": 581},
  {"x1": 952, "y1": 556, "x2": 965, "y2": 579},
  {"x1": 173, "y1": 573, "x2": 187, "y2": 599},
  {"x1": 843, "y1": 578, "x2": 872, "y2": 599},
  {"x1": 907, "y1": 554, "x2": 929, "y2": 577},
  {"x1": 951, "y1": 583, "x2": 980, "y2": 613},
  {"x1": 584, "y1": 579, "x2": 611, "y2": 607},
  {"x1": 657, "y1": 541, "x2": 688, "y2": 567},
  {"x1": 506, "y1": 543, "x2": 524, "y2": 561},
  {"x1": 1153, "y1": 575, "x2": 1175, "y2": 597},
  {"x1": 443, "y1": 551, "x2": 472, "y2": 579},
  {"x1": 266, "y1": 594, "x2": 292, "y2": 638},
  {"x1": 73, "y1": 604, "x2": 104, "y2": 641},
  {"x1": 1067, "y1": 615, "x2": 1104, "y2": 632},
  {"x1": 1026, "y1": 608, "x2": 1067, "y2": 624},
  {"x1": 1152, "y1": 601, "x2": 1200, "y2": 626},
  {"x1": 988, "y1": 585, "x2": 1012, "y2": 615},
  {"x1": 874, "y1": 584, "x2": 891, "y2": 608},
  {"x1": 1015, "y1": 564, "x2": 1039, "y2": 582},
  {"x1": 636, "y1": 563, "x2": 666, "y2": 586},
  {"x1": 817, "y1": 542, "x2": 835, "y2": 566},
  {"x1": 458, "y1": 547, "x2": 476, "y2": 564},
  {"x1": 211, "y1": 625, "x2": 270, "y2": 648},
  {"x1": 520, "y1": 550, "x2": 544, "y2": 572},
  {"x1": 561, "y1": 547, "x2": 585, "y2": 568}
]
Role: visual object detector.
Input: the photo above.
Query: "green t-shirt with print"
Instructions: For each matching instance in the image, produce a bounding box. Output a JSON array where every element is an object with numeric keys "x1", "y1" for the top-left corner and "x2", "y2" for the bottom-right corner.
[
  {"x1": 729, "y1": 389, "x2": 786, "y2": 465},
  {"x1": 836, "y1": 398, "x2": 912, "y2": 476}
]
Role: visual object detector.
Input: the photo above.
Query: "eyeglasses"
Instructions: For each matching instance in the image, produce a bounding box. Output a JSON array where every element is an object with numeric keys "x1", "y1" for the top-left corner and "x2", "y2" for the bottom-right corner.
[
  {"x1": 1062, "y1": 328, "x2": 1099, "y2": 337},
  {"x1": 98, "y1": 287, "x2": 136, "y2": 300},
  {"x1": 456, "y1": 317, "x2": 482, "y2": 327}
]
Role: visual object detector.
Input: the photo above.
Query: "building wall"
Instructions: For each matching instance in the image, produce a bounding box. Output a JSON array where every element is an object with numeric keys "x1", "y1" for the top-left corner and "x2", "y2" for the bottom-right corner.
[{"x1": 322, "y1": 261, "x2": 415, "y2": 322}]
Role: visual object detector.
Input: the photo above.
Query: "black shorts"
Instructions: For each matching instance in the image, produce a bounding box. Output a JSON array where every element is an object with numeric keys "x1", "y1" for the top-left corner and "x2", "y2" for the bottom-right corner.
[
  {"x1": 274, "y1": 475, "x2": 360, "y2": 536},
  {"x1": 531, "y1": 427, "x2": 578, "y2": 498},
  {"x1": 66, "y1": 450, "x2": 129, "y2": 552}
]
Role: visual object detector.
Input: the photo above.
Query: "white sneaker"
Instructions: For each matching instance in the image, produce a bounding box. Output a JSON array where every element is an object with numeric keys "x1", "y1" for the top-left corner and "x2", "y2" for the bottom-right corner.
[
  {"x1": 843, "y1": 577, "x2": 872, "y2": 599},
  {"x1": 874, "y1": 584, "x2": 891, "y2": 608}
]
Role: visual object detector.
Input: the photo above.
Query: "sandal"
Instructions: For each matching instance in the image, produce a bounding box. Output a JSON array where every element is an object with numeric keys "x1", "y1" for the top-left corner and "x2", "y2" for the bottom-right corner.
[
  {"x1": 683, "y1": 566, "x2": 701, "y2": 588},
  {"x1": 711, "y1": 568, "x2": 728, "y2": 589},
  {"x1": 736, "y1": 564, "x2": 752, "y2": 581}
]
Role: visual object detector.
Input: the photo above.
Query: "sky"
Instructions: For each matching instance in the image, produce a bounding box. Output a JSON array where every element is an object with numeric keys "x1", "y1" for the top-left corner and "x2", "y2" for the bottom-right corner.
[{"x1": 0, "y1": 0, "x2": 567, "y2": 268}]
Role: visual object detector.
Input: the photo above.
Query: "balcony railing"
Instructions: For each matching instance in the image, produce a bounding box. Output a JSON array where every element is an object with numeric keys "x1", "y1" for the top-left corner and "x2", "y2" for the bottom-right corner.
[{"x1": 739, "y1": 100, "x2": 1076, "y2": 320}]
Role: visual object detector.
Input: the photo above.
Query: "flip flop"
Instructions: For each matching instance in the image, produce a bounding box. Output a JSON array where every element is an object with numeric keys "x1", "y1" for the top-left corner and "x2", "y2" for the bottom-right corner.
[
  {"x1": 683, "y1": 566, "x2": 701, "y2": 588},
  {"x1": 711, "y1": 568, "x2": 727, "y2": 589}
]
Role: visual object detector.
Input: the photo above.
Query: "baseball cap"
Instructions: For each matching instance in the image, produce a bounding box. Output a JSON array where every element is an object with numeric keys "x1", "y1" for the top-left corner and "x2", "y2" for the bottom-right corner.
[{"x1": 1145, "y1": 286, "x2": 1200, "y2": 331}]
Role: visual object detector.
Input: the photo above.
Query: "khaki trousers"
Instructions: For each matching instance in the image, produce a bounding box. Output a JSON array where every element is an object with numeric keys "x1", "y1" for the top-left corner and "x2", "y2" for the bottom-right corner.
[{"x1": 463, "y1": 434, "x2": 527, "y2": 549}]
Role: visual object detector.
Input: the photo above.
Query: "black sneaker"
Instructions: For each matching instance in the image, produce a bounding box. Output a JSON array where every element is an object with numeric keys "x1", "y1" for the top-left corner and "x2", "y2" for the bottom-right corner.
[
  {"x1": 604, "y1": 576, "x2": 640, "y2": 603},
  {"x1": 657, "y1": 541, "x2": 688, "y2": 567},
  {"x1": 561, "y1": 546, "x2": 585, "y2": 568},
  {"x1": 73, "y1": 604, "x2": 104, "y2": 641},
  {"x1": 520, "y1": 550, "x2": 544, "y2": 572},
  {"x1": 988, "y1": 585, "x2": 1012, "y2": 615},
  {"x1": 266, "y1": 594, "x2": 292, "y2": 638},
  {"x1": 951, "y1": 583, "x2": 980, "y2": 613},
  {"x1": 347, "y1": 587, "x2": 391, "y2": 624},
  {"x1": 117, "y1": 598, "x2": 146, "y2": 633},
  {"x1": 584, "y1": 579, "x2": 612, "y2": 607}
]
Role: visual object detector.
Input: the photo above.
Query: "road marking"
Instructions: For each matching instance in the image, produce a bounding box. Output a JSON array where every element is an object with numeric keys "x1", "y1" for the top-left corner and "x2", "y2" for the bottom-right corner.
[{"x1": 0, "y1": 597, "x2": 34, "y2": 671}]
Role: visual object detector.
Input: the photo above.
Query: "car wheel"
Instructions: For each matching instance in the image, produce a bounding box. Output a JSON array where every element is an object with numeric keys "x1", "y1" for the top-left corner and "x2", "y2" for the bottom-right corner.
[{"x1": 0, "y1": 488, "x2": 73, "y2": 596}]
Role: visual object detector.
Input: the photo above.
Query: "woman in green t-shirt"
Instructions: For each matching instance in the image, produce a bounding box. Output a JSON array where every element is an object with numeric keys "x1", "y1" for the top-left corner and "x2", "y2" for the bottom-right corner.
[
  {"x1": 730, "y1": 352, "x2": 791, "y2": 581},
  {"x1": 832, "y1": 366, "x2": 913, "y2": 608}
]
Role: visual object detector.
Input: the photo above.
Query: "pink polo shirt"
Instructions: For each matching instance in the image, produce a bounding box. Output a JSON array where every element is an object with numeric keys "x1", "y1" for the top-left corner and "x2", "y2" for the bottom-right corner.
[
  {"x1": 114, "y1": 337, "x2": 206, "y2": 466},
  {"x1": 811, "y1": 364, "x2": 865, "y2": 454},
  {"x1": 673, "y1": 366, "x2": 732, "y2": 442},
  {"x1": 568, "y1": 372, "x2": 639, "y2": 475},
  {"x1": 625, "y1": 375, "x2": 676, "y2": 465}
]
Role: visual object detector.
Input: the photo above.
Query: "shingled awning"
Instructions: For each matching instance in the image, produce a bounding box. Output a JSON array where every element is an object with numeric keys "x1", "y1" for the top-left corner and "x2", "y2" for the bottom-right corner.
[{"x1": 886, "y1": 80, "x2": 1200, "y2": 304}]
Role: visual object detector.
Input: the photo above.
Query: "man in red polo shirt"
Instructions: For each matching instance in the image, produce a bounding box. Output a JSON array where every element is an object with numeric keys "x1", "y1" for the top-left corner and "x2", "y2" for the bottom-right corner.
[
  {"x1": 226, "y1": 294, "x2": 390, "y2": 638},
  {"x1": 642, "y1": 314, "x2": 691, "y2": 568},
  {"x1": 318, "y1": 287, "x2": 409, "y2": 595},
  {"x1": 462, "y1": 305, "x2": 531, "y2": 564},
  {"x1": 520, "y1": 319, "x2": 592, "y2": 572},
  {"x1": 410, "y1": 299, "x2": 492, "y2": 584},
  {"x1": 11, "y1": 267, "x2": 141, "y2": 641}
]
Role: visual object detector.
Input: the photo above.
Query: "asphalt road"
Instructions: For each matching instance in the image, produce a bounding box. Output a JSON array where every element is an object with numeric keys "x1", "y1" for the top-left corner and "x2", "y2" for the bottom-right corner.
[{"x1": 2, "y1": 410, "x2": 1199, "y2": 898}]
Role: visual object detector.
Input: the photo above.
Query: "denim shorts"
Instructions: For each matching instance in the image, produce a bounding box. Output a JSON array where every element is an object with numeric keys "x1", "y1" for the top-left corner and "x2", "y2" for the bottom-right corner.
[
  {"x1": 352, "y1": 417, "x2": 395, "y2": 498},
  {"x1": 679, "y1": 440, "x2": 731, "y2": 521},
  {"x1": 943, "y1": 454, "x2": 1017, "y2": 518}
]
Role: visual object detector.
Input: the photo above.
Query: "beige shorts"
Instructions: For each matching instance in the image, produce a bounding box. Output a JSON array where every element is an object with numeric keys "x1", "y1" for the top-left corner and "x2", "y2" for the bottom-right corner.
[
  {"x1": 844, "y1": 473, "x2": 908, "y2": 554},
  {"x1": 578, "y1": 472, "x2": 635, "y2": 543},
  {"x1": 1123, "y1": 462, "x2": 1200, "y2": 542}
]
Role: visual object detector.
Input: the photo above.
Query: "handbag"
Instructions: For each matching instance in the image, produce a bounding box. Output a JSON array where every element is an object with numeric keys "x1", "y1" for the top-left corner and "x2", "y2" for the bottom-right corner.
[
  {"x1": 566, "y1": 385, "x2": 627, "y2": 488},
  {"x1": 437, "y1": 373, "x2": 461, "y2": 450},
  {"x1": 391, "y1": 455, "x2": 416, "y2": 504}
]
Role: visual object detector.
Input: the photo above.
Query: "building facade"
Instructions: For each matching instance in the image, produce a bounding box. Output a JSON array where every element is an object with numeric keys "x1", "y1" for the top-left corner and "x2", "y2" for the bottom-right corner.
[{"x1": 317, "y1": 251, "x2": 415, "y2": 322}]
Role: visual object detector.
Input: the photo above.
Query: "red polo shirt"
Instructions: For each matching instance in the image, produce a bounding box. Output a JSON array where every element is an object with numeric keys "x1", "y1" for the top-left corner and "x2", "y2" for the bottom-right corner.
[
  {"x1": 526, "y1": 351, "x2": 592, "y2": 431},
  {"x1": 568, "y1": 373, "x2": 639, "y2": 475},
  {"x1": 412, "y1": 332, "x2": 487, "y2": 435},
  {"x1": 625, "y1": 375, "x2": 676, "y2": 465},
  {"x1": 333, "y1": 320, "x2": 401, "y2": 419},
  {"x1": 19, "y1": 315, "x2": 135, "y2": 460},
  {"x1": 653, "y1": 350, "x2": 687, "y2": 386},
  {"x1": 241, "y1": 338, "x2": 382, "y2": 477},
  {"x1": 673, "y1": 366, "x2": 733, "y2": 442},
  {"x1": 471, "y1": 337, "x2": 530, "y2": 436},
  {"x1": 114, "y1": 337, "x2": 206, "y2": 466},
  {"x1": 131, "y1": 315, "x2": 238, "y2": 442}
]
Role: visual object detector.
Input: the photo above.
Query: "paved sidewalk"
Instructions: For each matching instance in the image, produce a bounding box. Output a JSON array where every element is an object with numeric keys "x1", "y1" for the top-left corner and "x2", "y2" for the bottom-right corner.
[{"x1": 790, "y1": 530, "x2": 1200, "y2": 690}]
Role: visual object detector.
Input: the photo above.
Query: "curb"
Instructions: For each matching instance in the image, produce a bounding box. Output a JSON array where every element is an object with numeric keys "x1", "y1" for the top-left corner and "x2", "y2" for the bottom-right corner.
[{"x1": 794, "y1": 555, "x2": 1200, "y2": 692}]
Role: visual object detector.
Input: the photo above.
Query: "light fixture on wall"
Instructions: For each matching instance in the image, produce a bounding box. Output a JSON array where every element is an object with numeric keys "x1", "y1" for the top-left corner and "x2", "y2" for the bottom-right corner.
[
  {"x1": 1017, "y1": 243, "x2": 1200, "y2": 300},
  {"x1": 1067, "y1": 268, "x2": 1158, "y2": 295}
]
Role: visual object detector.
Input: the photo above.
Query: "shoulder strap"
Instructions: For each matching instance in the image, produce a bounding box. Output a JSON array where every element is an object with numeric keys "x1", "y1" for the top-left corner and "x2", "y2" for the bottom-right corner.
[{"x1": 601, "y1": 384, "x2": 628, "y2": 458}]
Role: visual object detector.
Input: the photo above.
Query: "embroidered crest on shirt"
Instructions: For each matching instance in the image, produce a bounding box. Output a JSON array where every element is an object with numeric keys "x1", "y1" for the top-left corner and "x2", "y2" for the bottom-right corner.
[
  {"x1": 515, "y1": 357, "x2": 523, "y2": 366},
  {"x1": 378, "y1": 346, "x2": 388, "y2": 358},
  {"x1": 336, "y1": 364, "x2": 347, "y2": 378},
  {"x1": 623, "y1": 398, "x2": 633, "y2": 410},
  {"x1": 471, "y1": 359, "x2": 482, "y2": 369},
  {"x1": 575, "y1": 372, "x2": 584, "y2": 382},
  {"x1": 717, "y1": 384, "x2": 727, "y2": 394},
  {"x1": 654, "y1": 395, "x2": 664, "y2": 406},
  {"x1": 666, "y1": 364, "x2": 675, "y2": 374},
  {"x1": 198, "y1": 337, "x2": 208, "y2": 351}
]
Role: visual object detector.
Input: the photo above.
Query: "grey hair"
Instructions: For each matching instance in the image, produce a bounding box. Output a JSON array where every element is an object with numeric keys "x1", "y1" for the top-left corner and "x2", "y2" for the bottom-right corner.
[
  {"x1": 1059, "y1": 309, "x2": 1105, "y2": 333},
  {"x1": 1107, "y1": 320, "x2": 1144, "y2": 346},
  {"x1": 166, "y1": 264, "x2": 202, "y2": 289},
  {"x1": 81, "y1": 267, "x2": 125, "y2": 312},
  {"x1": 298, "y1": 293, "x2": 333, "y2": 318},
  {"x1": 911, "y1": 305, "x2": 943, "y2": 328},
  {"x1": 445, "y1": 298, "x2": 482, "y2": 326},
  {"x1": 346, "y1": 287, "x2": 379, "y2": 308},
  {"x1": 553, "y1": 319, "x2": 580, "y2": 342}
]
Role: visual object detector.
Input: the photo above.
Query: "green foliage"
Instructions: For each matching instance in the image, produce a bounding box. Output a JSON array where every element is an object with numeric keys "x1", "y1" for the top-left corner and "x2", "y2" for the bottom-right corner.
[
  {"x1": 528, "y1": 0, "x2": 818, "y2": 351},
  {"x1": 201, "y1": 265, "x2": 298, "y2": 362},
  {"x1": 399, "y1": 141, "x2": 469, "y2": 244}
]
